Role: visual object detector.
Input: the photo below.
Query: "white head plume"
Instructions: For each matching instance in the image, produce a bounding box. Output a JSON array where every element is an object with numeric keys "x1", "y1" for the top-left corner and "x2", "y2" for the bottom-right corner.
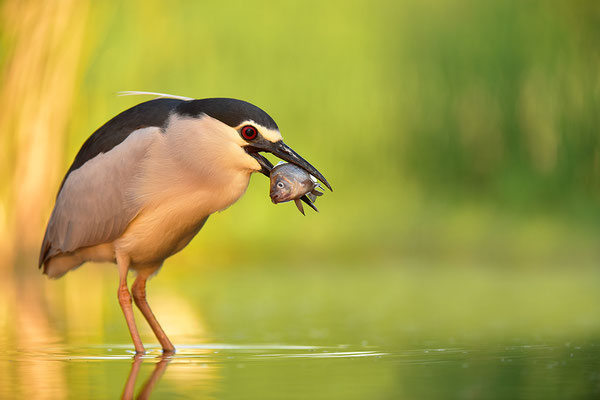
[{"x1": 117, "y1": 91, "x2": 193, "y2": 101}]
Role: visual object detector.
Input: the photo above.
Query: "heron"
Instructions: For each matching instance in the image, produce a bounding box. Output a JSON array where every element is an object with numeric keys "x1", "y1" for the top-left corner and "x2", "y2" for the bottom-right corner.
[{"x1": 39, "y1": 95, "x2": 331, "y2": 354}]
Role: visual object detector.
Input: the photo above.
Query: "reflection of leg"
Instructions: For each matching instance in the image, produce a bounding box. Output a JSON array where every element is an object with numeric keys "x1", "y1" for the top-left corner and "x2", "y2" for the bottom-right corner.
[
  {"x1": 137, "y1": 356, "x2": 171, "y2": 400},
  {"x1": 132, "y1": 273, "x2": 175, "y2": 353},
  {"x1": 117, "y1": 253, "x2": 145, "y2": 354},
  {"x1": 121, "y1": 354, "x2": 143, "y2": 400}
]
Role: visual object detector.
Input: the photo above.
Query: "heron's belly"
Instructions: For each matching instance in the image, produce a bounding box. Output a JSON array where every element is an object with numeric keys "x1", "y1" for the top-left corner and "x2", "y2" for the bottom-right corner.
[
  {"x1": 116, "y1": 210, "x2": 208, "y2": 267},
  {"x1": 114, "y1": 173, "x2": 251, "y2": 267}
]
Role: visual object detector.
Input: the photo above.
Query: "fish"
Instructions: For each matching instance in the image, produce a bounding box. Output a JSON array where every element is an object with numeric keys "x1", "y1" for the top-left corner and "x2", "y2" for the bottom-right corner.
[{"x1": 270, "y1": 162, "x2": 324, "y2": 215}]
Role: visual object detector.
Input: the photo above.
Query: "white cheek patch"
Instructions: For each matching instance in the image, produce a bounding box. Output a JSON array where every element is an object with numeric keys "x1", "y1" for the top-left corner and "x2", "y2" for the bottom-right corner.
[{"x1": 260, "y1": 127, "x2": 283, "y2": 143}]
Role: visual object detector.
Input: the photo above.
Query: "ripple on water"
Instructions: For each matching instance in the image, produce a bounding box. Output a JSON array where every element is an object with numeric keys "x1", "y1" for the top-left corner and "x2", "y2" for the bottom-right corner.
[{"x1": 22, "y1": 343, "x2": 391, "y2": 362}]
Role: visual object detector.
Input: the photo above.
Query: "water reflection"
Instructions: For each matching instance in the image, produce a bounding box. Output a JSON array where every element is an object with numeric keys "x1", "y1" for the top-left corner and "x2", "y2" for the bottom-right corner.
[{"x1": 122, "y1": 354, "x2": 169, "y2": 400}]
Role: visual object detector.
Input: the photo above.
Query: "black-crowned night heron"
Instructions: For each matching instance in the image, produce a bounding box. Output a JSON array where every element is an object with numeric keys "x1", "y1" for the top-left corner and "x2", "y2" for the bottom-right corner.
[{"x1": 39, "y1": 96, "x2": 331, "y2": 354}]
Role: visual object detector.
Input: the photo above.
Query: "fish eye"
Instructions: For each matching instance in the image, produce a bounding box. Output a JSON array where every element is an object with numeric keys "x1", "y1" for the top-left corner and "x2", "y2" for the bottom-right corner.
[
  {"x1": 240, "y1": 125, "x2": 258, "y2": 141},
  {"x1": 277, "y1": 181, "x2": 285, "y2": 189}
]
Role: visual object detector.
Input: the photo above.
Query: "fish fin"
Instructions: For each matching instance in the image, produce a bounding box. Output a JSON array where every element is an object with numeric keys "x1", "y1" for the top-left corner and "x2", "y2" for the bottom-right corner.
[
  {"x1": 311, "y1": 189, "x2": 324, "y2": 197},
  {"x1": 301, "y1": 195, "x2": 319, "y2": 213},
  {"x1": 294, "y1": 199, "x2": 305, "y2": 215}
]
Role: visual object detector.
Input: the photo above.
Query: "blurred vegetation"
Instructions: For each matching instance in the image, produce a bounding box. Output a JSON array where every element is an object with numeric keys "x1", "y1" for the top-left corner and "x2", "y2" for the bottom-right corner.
[{"x1": 1, "y1": 0, "x2": 599, "y2": 269}]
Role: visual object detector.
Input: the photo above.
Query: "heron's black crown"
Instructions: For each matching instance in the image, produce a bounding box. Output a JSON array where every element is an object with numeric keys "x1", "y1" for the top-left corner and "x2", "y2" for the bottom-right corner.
[{"x1": 176, "y1": 98, "x2": 279, "y2": 131}]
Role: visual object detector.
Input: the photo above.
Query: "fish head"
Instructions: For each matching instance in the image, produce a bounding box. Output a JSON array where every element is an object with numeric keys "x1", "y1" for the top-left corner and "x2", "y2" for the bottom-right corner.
[{"x1": 270, "y1": 175, "x2": 297, "y2": 203}]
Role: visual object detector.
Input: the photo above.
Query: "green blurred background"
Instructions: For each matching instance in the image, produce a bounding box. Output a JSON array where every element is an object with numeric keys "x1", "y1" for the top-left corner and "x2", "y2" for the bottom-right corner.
[{"x1": 1, "y1": 0, "x2": 600, "y2": 398}]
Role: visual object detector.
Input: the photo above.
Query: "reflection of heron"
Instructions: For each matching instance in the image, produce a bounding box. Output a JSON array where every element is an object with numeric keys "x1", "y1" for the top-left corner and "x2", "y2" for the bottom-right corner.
[
  {"x1": 121, "y1": 355, "x2": 169, "y2": 400},
  {"x1": 38, "y1": 96, "x2": 331, "y2": 354}
]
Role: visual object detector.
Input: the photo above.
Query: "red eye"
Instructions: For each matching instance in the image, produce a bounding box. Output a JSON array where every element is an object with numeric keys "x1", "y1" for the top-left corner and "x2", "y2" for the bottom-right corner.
[{"x1": 241, "y1": 125, "x2": 258, "y2": 140}]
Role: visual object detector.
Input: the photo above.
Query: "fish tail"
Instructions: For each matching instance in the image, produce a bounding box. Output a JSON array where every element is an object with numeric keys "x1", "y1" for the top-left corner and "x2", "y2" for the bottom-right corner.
[{"x1": 307, "y1": 189, "x2": 323, "y2": 203}]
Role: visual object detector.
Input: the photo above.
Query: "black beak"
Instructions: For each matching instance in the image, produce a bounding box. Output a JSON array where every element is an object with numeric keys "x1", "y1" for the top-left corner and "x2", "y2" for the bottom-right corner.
[{"x1": 246, "y1": 140, "x2": 332, "y2": 191}]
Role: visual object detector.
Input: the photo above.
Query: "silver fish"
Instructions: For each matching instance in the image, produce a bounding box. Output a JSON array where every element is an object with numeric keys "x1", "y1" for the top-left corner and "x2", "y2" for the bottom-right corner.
[{"x1": 270, "y1": 162, "x2": 324, "y2": 215}]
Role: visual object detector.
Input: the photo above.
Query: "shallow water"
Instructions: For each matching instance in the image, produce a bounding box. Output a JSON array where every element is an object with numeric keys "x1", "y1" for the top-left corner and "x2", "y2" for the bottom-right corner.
[
  {"x1": 2, "y1": 340, "x2": 599, "y2": 399},
  {"x1": 2, "y1": 265, "x2": 600, "y2": 398}
]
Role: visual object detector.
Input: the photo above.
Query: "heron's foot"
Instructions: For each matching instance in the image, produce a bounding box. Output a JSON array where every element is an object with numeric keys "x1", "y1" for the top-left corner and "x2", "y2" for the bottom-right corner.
[{"x1": 162, "y1": 347, "x2": 176, "y2": 356}]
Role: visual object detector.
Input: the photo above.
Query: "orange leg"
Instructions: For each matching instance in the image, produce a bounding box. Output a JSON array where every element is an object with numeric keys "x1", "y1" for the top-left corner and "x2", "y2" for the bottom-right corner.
[
  {"x1": 132, "y1": 273, "x2": 175, "y2": 353},
  {"x1": 116, "y1": 253, "x2": 145, "y2": 354}
]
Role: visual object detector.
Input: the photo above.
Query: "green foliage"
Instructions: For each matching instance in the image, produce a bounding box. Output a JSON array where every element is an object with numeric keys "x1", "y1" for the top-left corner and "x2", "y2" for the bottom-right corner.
[{"x1": 51, "y1": 0, "x2": 600, "y2": 267}]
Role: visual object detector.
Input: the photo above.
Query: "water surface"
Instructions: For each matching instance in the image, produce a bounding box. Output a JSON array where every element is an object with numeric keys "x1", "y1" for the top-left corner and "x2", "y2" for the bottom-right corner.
[
  {"x1": 2, "y1": 265, "x2": 600, "y2": 399},
  {"x1": 2, "y1": 339, "x2": 599, "y2": 399}
]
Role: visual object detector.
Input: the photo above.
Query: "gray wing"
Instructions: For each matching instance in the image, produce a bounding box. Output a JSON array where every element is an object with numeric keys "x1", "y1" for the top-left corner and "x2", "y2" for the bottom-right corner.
[{"x1": 39, "y1": 128, "x2": 158, "y2": 266}]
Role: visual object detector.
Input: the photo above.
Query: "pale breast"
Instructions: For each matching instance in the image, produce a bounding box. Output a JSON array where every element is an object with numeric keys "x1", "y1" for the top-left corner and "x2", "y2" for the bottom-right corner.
[{"x1": 114, "y1": 154, "x2": 253, "y2": 267}]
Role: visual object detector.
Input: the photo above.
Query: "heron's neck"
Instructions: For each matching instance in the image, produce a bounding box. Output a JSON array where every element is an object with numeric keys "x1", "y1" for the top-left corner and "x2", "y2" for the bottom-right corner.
[{"x1": 134, "y1": 131, "x2": 255, "y2": 216}]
